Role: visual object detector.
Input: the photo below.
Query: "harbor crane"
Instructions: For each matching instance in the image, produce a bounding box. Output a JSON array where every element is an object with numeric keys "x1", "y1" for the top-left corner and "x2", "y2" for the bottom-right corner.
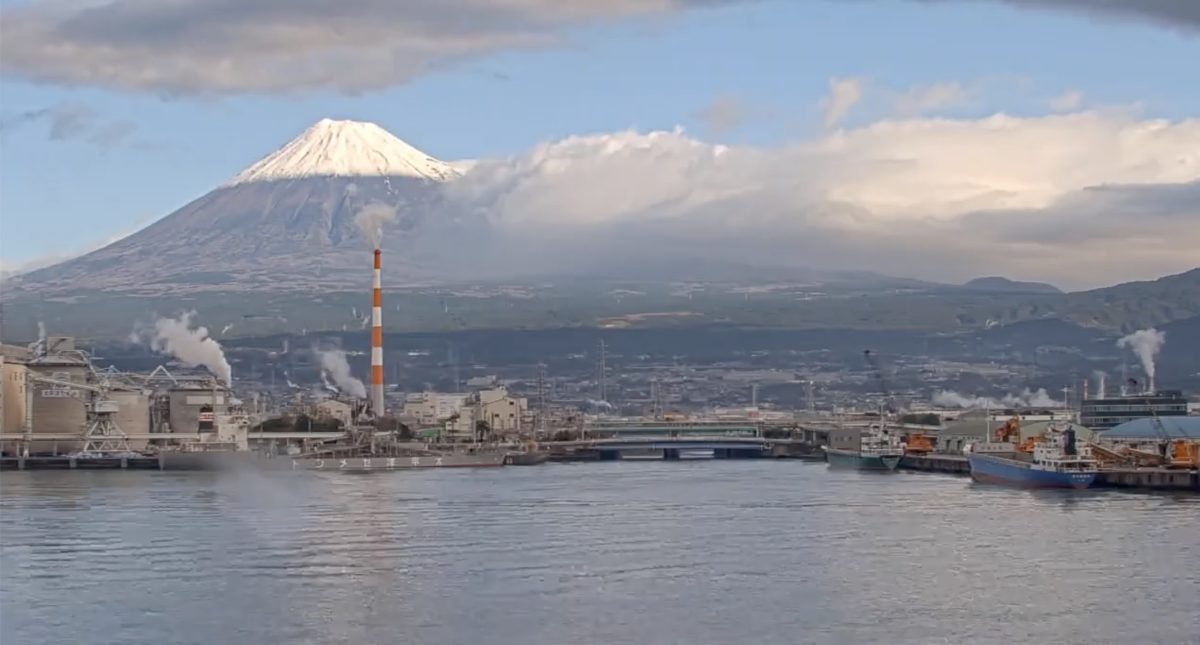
[
  {"x1": 864, "y1": 349, "x2": 934, "y2": 454},
  {"x1": 26, "y1": 374, "x2": 133, "y2": 454}
]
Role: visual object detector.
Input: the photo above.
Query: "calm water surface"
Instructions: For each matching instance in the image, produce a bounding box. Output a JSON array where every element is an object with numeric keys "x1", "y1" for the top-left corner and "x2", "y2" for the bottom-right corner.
[{"x1": 2, "y1": 462, "x2": 1197, "y2": 645}]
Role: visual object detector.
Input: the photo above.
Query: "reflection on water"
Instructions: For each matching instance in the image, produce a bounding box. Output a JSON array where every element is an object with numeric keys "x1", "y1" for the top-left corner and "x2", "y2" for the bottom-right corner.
[{"x1": 2, "y1": 463, "x2": 1198, "y2": 645}]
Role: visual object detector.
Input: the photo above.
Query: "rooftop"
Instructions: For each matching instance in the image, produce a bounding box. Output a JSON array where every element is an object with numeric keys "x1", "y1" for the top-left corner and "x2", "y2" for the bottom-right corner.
[{"x1": 1099, "y1": 417, "x2": 1200, "y2": 440}]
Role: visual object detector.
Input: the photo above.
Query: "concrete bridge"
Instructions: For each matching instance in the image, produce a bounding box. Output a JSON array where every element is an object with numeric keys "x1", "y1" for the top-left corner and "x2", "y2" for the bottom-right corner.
[{"x1": 546, "y1": 435, "x2": 772, "y2": 460}]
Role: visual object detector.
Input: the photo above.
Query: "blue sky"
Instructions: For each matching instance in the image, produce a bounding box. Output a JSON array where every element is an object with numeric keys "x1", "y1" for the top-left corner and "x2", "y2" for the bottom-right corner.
[{"x1": 0, "y1": 0, "x2": 1197, "y2": 284}]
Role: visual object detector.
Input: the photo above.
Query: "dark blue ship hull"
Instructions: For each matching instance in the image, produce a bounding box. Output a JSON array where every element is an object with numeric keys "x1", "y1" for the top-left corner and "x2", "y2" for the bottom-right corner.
[{"x1": 968, "y1": 453, "x2": 1095, "y2": 489}]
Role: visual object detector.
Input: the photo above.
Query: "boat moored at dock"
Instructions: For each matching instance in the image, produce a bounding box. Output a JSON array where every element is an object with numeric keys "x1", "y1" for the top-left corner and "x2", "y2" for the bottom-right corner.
[
  {"x1": 967, "y1": 425, "x2": 1097, "y2": 489},
  {"x1": 822, "y1": 423, "x2": 905, "y2": 471}
]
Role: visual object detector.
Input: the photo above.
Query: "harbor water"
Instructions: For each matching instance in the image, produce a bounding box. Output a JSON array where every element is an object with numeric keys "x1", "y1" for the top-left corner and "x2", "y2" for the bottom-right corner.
[{"x1": 2, "y1": 462, "x2": 1197, "y2": 645}]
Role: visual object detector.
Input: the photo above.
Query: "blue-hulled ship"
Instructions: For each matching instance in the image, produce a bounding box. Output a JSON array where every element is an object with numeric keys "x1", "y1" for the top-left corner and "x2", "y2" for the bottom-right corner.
[{"x1": 966, "y1": 425, "x2": 1097, "y2": 489}]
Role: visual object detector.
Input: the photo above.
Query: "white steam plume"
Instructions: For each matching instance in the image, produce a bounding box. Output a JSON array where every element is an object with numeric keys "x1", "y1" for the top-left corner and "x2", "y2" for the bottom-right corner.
[
  {"x1": 353, "y1": 202, "x2": 397, "y2": 249},
  {"x1": 1116, "y1": 328, "x2": 1166, "y2": 390},
  {"x1": 313, "y1": 346, "x2": 367, "y2": 399},
  {"x1": 141, "y1": 312, "x2": 232, "y2": 385},
  {"x1": 1092, "y1": 370, "x2": 1107, "y2": 398},
  {"x1": 933, "y1": 388, "x2": 1062, "y2": 409}
]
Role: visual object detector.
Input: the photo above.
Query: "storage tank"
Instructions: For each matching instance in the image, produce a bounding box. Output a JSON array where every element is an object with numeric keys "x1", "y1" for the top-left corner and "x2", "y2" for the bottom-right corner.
[
  {"x1": 28, "y1": 364, "x2": 89, "y2": 453},
  {"x1": 167, "y1": 387, "x2": 228, "y2": 435},
  {"x1": 109, "y1": 390, "x2": 151, "y2": 450}
]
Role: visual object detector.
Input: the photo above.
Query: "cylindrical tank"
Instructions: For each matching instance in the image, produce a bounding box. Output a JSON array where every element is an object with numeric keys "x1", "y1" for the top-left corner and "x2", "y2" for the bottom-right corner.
[
  {"x1": 30, "y1": 364, "x2": 89, "y2": 454},
  {"x1": 109, "y1": 390, "x2": 151, "y2": 450}
]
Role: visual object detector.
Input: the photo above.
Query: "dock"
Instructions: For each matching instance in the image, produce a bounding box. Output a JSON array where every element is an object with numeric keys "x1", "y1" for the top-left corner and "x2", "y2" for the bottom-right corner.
[
  {"x1": 896, "y1": 451, "x2": 1197, "y2": 491},
  {"x1": 1, "y1": 455, "x2": 164, "y2": 470},
  {"x1": 1095, "y1": 468, "x2": 1199, "y2": 492},
  {"x1": 899, "y1": 453, "x2": 970, "y2": 474}
]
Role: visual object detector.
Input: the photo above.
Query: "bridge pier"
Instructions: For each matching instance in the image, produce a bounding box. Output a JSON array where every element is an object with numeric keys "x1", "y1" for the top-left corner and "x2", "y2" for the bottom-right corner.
[{"x1": 663, "y1": 449, "x2": 680, "y2": 460}]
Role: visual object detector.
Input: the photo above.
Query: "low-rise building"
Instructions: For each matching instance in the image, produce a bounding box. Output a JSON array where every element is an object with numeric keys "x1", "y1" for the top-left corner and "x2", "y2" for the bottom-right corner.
[
  {"x1": 314, "y1": 399, "x2": 353, "y2": 428},
  {"x1": 477, "y1": 387, "x2": 527, "y2": 434}
]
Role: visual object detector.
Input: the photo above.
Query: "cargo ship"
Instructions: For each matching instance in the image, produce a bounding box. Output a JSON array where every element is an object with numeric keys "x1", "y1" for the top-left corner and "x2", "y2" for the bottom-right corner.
[
  {"x1": 822, "y1": 423, "x2": 905, "y2": 471},
  {"x1": 966, "y1": 425, "x2": 1097, "y2": 489}
]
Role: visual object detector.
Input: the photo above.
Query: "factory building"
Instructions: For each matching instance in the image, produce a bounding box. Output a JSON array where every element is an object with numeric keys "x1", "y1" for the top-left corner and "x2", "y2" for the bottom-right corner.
[
  {"x1": 403, "y1": 392, "x2": 472, "y2": 425},
  {"x1": 477, "y1": 387, "x2": 527, "y2": 434},
  {"x1": 935, "y1": 409, "x2": 1083, "y2": 454},
  {"x1": 165, "y1": 386, "x2": 230, "y2": 435},
  {"x1": 24, "y1": 343, "x2": 92, "y2": 453},
  {"x1": 402, "y1": 387, "x2": 529, "y2": 440},
  {"x1": 1080, "y1": 391, "x2": 1189, "y2": 430},
  {"x1": 315, "y1": 399, "x2": 354, "y2": 428}
]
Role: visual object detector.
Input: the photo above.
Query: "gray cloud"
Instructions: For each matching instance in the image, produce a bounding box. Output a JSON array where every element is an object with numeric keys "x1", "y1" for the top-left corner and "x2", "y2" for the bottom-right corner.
[
  {"x1": 0, "y1": 0, "x2": 1192, "y2": 95},
  {"x1": 0, "y1": 103, "x2": 137, "y2": 147},
  {"x1": 695, "y1": 95, "x2": 747, "y2": 135},
  {"x1": 988, "y1": 0, "x2": 1200, "y2": 31}
]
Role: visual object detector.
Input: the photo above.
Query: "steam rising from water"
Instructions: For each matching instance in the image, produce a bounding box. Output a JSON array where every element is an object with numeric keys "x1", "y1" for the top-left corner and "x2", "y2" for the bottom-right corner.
[
  {"x1": 313, "y1": 346, "x2": 366, "y2": 399},
  {"x1": 1116, "y1": 328, "x2": 1165, "y2": 388},
  {"x1": 933, "y1": 388, "x2": 1061, "y2": 409},
  {"x1": 139, "y1": 312, "x2": 232, "y2": 385},
  {"x1": 353, "y1": 202, "x2": 397, "y2": 248}
]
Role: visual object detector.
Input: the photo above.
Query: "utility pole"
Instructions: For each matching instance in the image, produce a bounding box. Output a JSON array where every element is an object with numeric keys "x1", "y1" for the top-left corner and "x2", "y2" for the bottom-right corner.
[
  {"x1": 536, "y1": 362, "x2": 546, "y2": 435},
  {"x1": 597, "y1": 339, "x2": 607, "y2": 403}
]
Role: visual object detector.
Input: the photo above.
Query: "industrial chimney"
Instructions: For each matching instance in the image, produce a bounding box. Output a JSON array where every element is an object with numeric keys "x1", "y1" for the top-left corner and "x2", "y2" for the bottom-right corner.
[{"x1": 371, "y1": 248, "x2": 385, "y2": 417}]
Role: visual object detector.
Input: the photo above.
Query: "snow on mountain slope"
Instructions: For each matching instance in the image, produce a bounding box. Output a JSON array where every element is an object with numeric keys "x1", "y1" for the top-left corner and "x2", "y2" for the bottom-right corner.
[{"x1": 227, "y1": 118, "x2": 460, "y2": 185}]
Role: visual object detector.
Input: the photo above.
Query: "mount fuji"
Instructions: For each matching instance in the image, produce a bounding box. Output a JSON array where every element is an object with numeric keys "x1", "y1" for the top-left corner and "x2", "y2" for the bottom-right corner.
[{"x1": 8, "y1": 119, "x2": 466, "y2": 294}]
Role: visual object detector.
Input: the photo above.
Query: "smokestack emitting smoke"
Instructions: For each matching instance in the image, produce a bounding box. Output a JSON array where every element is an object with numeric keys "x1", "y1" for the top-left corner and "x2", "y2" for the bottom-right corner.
[
  {"x1": 313, "y1": 346, "x2": 367, "y2": 399},
  {"x1": 143, "y1": 312, "x2": 232, "y2": 385},
  {"x1": 1116, "y1": 328, "x2": 1166, "y2": 393},
  {"x1": 370, "y1": 247, "x2": 385, "y2": 416},
  {"x1": 354, "y1": 202, "x2": 397, "y2": 248},
  {"x1": 351, "y1": 202, "x2": 395, "y2": 416},
  {"x1": 1093, "y1": 370, "x2": 1107, "y2": 399}
]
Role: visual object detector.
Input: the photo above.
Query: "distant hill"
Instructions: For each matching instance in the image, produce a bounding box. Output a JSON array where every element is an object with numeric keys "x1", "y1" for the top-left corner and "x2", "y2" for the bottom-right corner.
[
  {"x1": 961, "y1": 276, "x2": 1062, "y2": 294},
  {"x1": 1058, "y1": 268, "x2": 1200, "y2": 332}
]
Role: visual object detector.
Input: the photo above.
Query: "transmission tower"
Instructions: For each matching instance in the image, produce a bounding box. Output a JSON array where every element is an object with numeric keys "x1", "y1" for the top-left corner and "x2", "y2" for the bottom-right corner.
[{"x1": 536, "y1": 362, "x2": 547, "y2": 434}]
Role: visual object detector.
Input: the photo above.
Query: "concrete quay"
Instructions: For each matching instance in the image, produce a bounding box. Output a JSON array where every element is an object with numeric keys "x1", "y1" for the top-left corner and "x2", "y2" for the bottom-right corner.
[{"x1": 1, "y1": 455, "x2": 163, "y2": 470}]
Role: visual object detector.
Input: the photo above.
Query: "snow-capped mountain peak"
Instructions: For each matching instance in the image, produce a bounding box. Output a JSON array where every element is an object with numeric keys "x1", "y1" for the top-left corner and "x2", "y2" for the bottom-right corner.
[{"x1": 227, "y1": 118, "x2": 459, "y2": 185}]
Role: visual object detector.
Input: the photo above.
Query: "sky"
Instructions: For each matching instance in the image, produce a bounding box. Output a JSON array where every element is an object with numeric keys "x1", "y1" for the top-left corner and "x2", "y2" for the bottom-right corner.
[{"x1": 0, "y1": 0, "x2": 1197, "y2": 289}]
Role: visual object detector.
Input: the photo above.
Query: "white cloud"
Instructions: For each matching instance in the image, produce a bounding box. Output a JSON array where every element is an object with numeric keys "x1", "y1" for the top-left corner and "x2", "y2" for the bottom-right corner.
[
  {"x1": 0, "y1": 1, "x2": 1195, "y2": 94},
  {"x1": 436, "y1": 111, "x2": 1200, "y2": 288},
  {"x1": 892, "y1": 82, "x2": 972, "y2": 116},
  {"x1": 822, "y1": 77, "x2": 865, "y2": 129},
  {"x1": 1048, "y1": 89, "x2": 1085, "y2": 111}
]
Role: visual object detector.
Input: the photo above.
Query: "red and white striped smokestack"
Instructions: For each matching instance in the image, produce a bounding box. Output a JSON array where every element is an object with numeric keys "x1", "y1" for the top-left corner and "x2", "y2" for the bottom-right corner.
[{"x1": 370, "y1": 247, "x2": 385, "y2": 416}]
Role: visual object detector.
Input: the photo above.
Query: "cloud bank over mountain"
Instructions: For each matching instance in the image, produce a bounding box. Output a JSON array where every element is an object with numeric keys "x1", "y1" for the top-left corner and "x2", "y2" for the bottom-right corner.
[{"x1": 434, "y1": 110, "x2": 1199, "y2": 288}]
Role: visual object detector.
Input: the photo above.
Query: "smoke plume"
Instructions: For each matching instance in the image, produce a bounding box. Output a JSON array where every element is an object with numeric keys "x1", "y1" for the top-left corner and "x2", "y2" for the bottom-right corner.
[
  {"x1": 1116, "y1": 328, "x2": 1166, "y2": 388},
  {"x1": 313, "y1": 346, "x2": 367, "y2": 399},
  {"x1": 142, "y1": 312, "x2": 232, "y2": 385},
  {"x1": 933, "y1": 388, "x2": 1061, "y2": 409},
  {"x1": 353, "y1": 202, "x2": 397, "y2": 248},
  {"x1": 1092, "y1": 370, "x2": 1107, "y2": 398}
]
